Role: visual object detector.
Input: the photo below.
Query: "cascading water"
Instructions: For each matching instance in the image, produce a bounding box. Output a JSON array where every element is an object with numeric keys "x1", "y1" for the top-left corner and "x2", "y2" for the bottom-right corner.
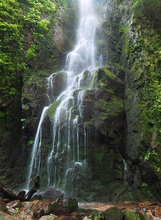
[{"x1": 26, "y1": 0, "x2": 100, "y2": 195}]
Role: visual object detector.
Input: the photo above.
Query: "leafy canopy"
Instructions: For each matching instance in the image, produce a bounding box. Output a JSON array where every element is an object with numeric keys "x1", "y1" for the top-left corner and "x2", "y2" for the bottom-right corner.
[{"x1": 0, "y1": 0, "x2": 55, "y2": 106}]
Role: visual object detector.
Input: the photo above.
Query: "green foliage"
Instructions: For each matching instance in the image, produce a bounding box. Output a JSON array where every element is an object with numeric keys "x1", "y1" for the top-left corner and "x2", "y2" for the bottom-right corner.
[
  {"x1": 124, "y1": 210, "x2": 149, "y2": 220},
  {"x1": 139, "y1": 35, "x2": 161, "y2": 134},
  {"x1": 144, "y1": 149, "x2": 157, "y2": 162},
  {"x1": 144, "y1": 148, "x2": 161, "y2": 174},
  {"x1": 14, "y1": 207, "x2": 20, "y2": 215},
  {"x1": 92, "y1": 67, "x2": 120, "y2": 89},
  {"x1": 66, "y1": 198, "x2": 78, "y2": 212},
  {"x1": 56, "y1": 0, "x2": 69, "y2": 8},
  {"x1": 89, "y1": 210, "x2": 105, "y2": 220},
  {"x1": 26, "y1": 44, "x2": 39, "y2": 60},
  {"x1": 28, "y1": 140, "x2": 34, "y2": 146},
  {"x1": 104, "y1": 207, "x2": 124, "y2": 220},
  {"x1": 0, "y1": 0, "x2": 24, "y2": 104},
  {"x1": 22, "y1": 0, "x2": 55, "y2": 14},
  {"x1": 140, "y1": 181, "x2": 154, "y2": 200},
  {"x1": 119, "y1": 25, "x2": 129, "y2": 57},
  {"x1": 102, "y1": 67, "x2": 116, "y2": 79},
  {"x1": 122, "y1": 3, "x2": 161, "y2": 140},
  {"x1": 133, "y1": 0, "x2": 161, "y2": 27},
  {"x1": 122, "y1": 0, "x2": 161, "y2": 190},
  {"x1": 0, "y1": 0, "x2": 56, "y2": 117}
]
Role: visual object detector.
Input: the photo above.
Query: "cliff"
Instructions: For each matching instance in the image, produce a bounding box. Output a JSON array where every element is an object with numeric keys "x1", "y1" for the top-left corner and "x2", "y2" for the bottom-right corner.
[{"x1": 1, "y1": 0, "x2": 161, "y2": 202}]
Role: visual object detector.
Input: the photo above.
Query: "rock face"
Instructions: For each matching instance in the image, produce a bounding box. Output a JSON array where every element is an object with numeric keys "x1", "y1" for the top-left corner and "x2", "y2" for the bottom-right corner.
[
  {"x1": 0, "y1": 81, "x2": 23, "y2": 186},
  {"x1": 1, "y1": 0, "x2": 161, "y2": 202},
  {"x1": 117, "y1": 0, "x2": 161, "y2": 201},
  {"x1": 19, "y1": 0, "x2": 126, "y2": 201}
]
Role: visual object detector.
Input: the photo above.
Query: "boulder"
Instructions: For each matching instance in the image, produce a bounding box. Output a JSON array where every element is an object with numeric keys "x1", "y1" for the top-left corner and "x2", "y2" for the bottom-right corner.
[
  {"x1": 6, "y1": 200, "x2": 22, "y2": 209},
  {"x1": 42, "y1": 188, "x2": 64, "y2": 201},
  {"x1": 155, "y1": 206, "x2": 161, "y2": 217},
  {"x1": 62, "y1": 198, "x2": 78, "y2": 212},
  {"x1": 104, "y1": 207, "x2": 124, "y2": 220},
  {"x1": 0, "y1": 211, "x2": 17, "y2": 220}
]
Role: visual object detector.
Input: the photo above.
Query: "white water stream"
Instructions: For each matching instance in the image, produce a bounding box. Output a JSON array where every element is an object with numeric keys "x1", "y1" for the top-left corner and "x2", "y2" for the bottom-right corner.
[{"x1": 26, "y1": 0, "x2": 100, "y2": 194}]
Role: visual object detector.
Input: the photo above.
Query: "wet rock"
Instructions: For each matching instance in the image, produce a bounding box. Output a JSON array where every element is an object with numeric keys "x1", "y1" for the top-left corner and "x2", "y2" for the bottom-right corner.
[
  {"x1": 70, "y1": 211, "x2": 79, "y2": 218},
  {"x1": 145, "y1": 209, "x2": 161, "y2": 219},
  {"x1": 48, "y1": 72, "x2": 67, "y2": 99},
  {"x1": 32, "y1": 199, "x2": 52, "y2": 215},
  {"x1": 22, "y1": 201, "x2": 33, "y2": 215},
  {"x1": 82, "y1": 217, "x2": 90, "y2": 220},
  {"x1": 77, "y1": 90, "x2": 95, "y2": 122},
  {"x1": 7, "y1": 207, "x2": 17, "y2": 216},
  {"x1": 155, "y1": 206, "x2": 161, "y2": 217},
  {"x1": 6, "y1": 200, "x2": 22, "y2": 216},
  {"x1": 79, "y1": 70, "x2": 93, "y2": 88},
  {"x1": 42, "y1": 188, "x2": 64, "y2": 201},
  {"x1": 16, "y1": 209, "x2": 34, "y2": 219},
  {"x1": 0, "y1": 211, "x2": 17, "y2": 220},
  {"x1": 59, "y1": 212, "x2": 80, "y2": 220},
  {"x1": 58, "y1": 215, "x2": 68, "y2": 220},
  {"x1": 6, "y1": 200, "x2": 22, "y2": 209},
  {"x1": 31, "y1": 199, "x2": 53, "y2": 218},
  {"x1": 15, "y1": 191, "x2": 26, "y2": 200},
  {"x1": 39, "y1": 214, "x2": 59, "y2": 220},
  {"x1": 54, "y1": 21, "x2": 65, "y2": 50},
  {"x1": 32, "y1": 208, "x2": 45, "y2": 219},
  {"x1": 30, "y1": 194, "x2": 42, "y2": 201}
]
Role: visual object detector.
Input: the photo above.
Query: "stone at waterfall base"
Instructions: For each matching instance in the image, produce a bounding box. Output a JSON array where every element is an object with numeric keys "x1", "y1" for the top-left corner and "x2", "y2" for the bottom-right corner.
[
  {"x1": 1, "y1": 198, "x2": 161, "y2": 219},
  {"x1": 39, "y1": 214, "x2": 59, "y2": 220}
]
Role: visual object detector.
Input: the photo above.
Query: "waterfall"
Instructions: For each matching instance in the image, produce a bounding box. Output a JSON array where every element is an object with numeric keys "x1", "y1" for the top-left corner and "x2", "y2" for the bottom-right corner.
[
  {"x1": 26, "y1": 0, "x2": 99, "y2": 195},
  {"x1": 26, "y1": 106, "x2": 49, "y2": 189}
]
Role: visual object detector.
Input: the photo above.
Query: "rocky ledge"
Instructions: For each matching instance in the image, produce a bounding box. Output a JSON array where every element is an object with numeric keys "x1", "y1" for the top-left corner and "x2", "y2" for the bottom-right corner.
[{"x1": 1, "y1": 197, "x2": 161, "y2": 219}]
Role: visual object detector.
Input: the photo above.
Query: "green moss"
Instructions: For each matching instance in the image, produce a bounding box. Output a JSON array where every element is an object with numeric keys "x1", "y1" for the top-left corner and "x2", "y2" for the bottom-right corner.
[
  {"x1": 101, "y1": 67, "x2": 116, "y2": 79},
  {"x1": 104, "y1": 207, "x2": 124, "y2": 220},
  {"x1": 47, "y1": 100, "x2": 61, "y2": 121},
  {"x1": 119, "y1": 25, "x2": 129, "y2": 58},
  {"x1": 89, "y1": 210, "x2": 105, "y2": 220},
  {"x1": 91, "y1": 67, "x2": 119, "y2": 89},
  {"x1": 132, "y1": 0, "x2": 161, "y2": 28},
  {"x1": 121, "y1": 0, "x2": 161, "y2": 199},
  {"x1": 124, "y1": 210, "x2": 149, "y2": 220},
  {"x1": 96, "y1": 96, "x2": 123, "y2": 119}
]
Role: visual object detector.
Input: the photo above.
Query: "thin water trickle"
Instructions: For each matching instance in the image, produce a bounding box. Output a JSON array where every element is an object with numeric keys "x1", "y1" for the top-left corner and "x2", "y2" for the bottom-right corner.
[
  {"x1": 123, "y1": 159, "x2": 128, "y2": 181},
  {"x1": 26, "y1": 106, "x2": 49, "y2": 189},
  {"x1": 26, "y1": 0, "x2": 100, "y2": 194}
]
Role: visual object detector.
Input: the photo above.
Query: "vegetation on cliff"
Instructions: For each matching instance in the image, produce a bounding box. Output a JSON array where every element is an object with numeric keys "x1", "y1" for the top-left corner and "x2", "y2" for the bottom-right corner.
[
  {"x1": 0, "y1": 0, "x2": 75, "y2": 117},
  {"x1": 119, "y1": 0, "x2": 161, "y2": 200},
  {"x1": 0, "y1": 0, "x2": 55, "y2": 116},
  {"x1": 0, "y1": 0, "x2": 75, "y2": 186},
  {"x1": 1, "y1": 0, "x2": 161, "y2": 202}
]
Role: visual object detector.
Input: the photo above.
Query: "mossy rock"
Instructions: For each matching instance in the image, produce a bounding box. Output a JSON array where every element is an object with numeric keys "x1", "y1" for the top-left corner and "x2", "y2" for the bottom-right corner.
[
  {"x1": 47, "y1": 100, "x2": 61, "y2": 121},
  {"x1": 124, "y1": 210, "x2": 149, "y2": 220},
  {"x1": 103, "y1": 207, "x2": 124, "y2": 220},
  {"x1": 62, "y1": 198, "x2": 78, "y2": 212},
  {"x1": 89, "y1": 210, "x2": 105, "y2": 220},
  {"x1": 92, "y1": 67, "x2": 115, "y2": 88}
]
